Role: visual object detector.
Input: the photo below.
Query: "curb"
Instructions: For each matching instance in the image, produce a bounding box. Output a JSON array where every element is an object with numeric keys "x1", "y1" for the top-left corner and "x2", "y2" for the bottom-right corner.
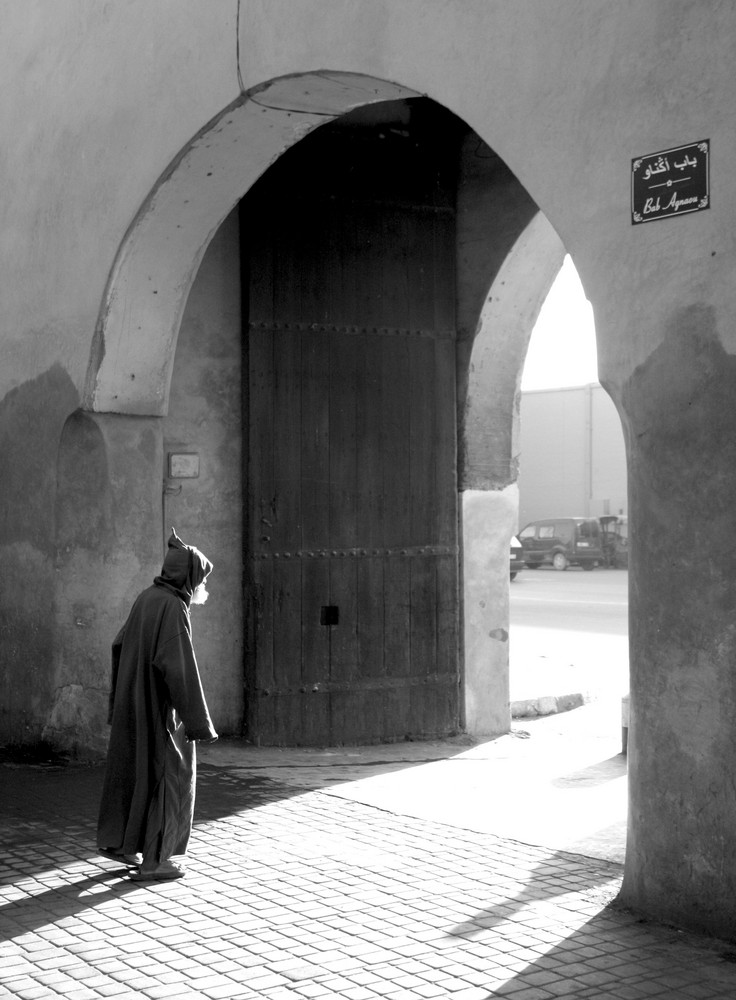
[{"x1": 511, "y1": 691, "x2": 585, "y2": 718}]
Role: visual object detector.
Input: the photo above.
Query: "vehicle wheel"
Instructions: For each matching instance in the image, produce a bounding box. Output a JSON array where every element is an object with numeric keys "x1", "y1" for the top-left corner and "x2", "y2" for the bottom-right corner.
[
  {"x1": 582, "y1": 561, "x2": 595, "y2": 571},
  {"x1": 510, "y1": 572, "x2": 517, "y2": 581},
  {"x1": 552, "y1": 552, "x2": 568, "y2": 571}
]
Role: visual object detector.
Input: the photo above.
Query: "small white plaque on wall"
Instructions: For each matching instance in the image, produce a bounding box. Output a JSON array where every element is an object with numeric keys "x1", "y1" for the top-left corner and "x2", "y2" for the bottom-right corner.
[{"x1": 168, "y1": 453, "x2": 200, "y2": 478}]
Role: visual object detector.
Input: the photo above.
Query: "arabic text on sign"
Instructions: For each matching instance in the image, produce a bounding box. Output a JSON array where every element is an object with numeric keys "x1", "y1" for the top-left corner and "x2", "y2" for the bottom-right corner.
[{"x1": 631, "y1": 141, "x2": 709, "y2": 225}]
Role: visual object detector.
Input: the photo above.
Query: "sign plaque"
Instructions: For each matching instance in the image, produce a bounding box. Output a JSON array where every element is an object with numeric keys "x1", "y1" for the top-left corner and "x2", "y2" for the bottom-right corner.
[
  {"x1": 631, "y1": 140, "x2": 709, "y2": 224},
  {"x1": 168, "y1": 453, "x2": 200, "y2": 478}
]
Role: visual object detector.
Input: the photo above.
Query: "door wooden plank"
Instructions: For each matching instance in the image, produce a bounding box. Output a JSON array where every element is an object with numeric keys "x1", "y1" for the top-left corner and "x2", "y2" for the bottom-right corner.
[
  {"x1": 327, "y1": 690, "x2": 349, "y2": 744},
  {"x1": 406, "y1": 209, "x2": 436, "y2": 333},
  {"x1": 384, "y1": 684, "x2": 411, "y2": 742},
  {"x1": 409, "y1": 335, "x2": 437, "y2": 542},
  {"x1": 356, "y1": 333, "x2": 384, "y2": 549},
  {"x1": 409, "y1": 554, "x2": 437, "y2": 673},
  {"x1": 433, "y1": 336, "x2": 458, "y2": 545},
  {"x1": 328, "y1": 556, "x2": 358, "y2": 688},
  {"x1": 269, "y1": 321, "x2": 303, "y2": 740},
  {"x1": 300, "y1": 330, "x2": 330, "y2": 552},
  {"x1": 357, "y1": 557, "x2": 385, "y2": 679},
  {"x1": 378, "y1": 209, "x2": 410, "y2": 330},
  {"x1": 244, "y1": 211, "x2": 274, "y2": 325},
  {"x1": 264, "y1": 693, "x2": 294, "y2": 745},
  {"x1": 300, "y1": 328, "x2": 332, "y2": 706},
  {"x1": 300, "y1": 556, "x2": 330, "y2": 683},
  {"x1": 327, "y1": 328, "x2": 359, "y2": 691},
  {"x1": 354, "y1": 334, "x2": 386, "y2": 682},
  {"x1": 352, "y1": 203, "x2": 384, "y2": 329},
  {"x1": 324, "y1": 202, "x2": 347, "y2": 326},
  {"x1": 271, "y1": 326, "x2": 302, "y2": 555},
  {"x1": 380, "y1": 336, "x2": 411, "y2": 550},
  {"x1": 433, "y1": 211, "x2": 457, "y2": 332},
  {"x1": 436, "y1": 552, "x2": 459, "y2": 677},
  {"x1": 384, "y1": 556, "x2": 411, "y2": 683},
  {"x1": 247, "y1": 326, "x2": 275, "y2": 706},
  {"x1": 329, "y1": 329, "x2": 358, "y2": 552},
  {"x1": 299, "y1": 201, "x2": 330, "y2": 327},
  {"x1": 300, "y1": 689, "x2": 330, "y2": 746},
  {"x1": 271, "y1": 558, "x2": 303, "y2": 740}
]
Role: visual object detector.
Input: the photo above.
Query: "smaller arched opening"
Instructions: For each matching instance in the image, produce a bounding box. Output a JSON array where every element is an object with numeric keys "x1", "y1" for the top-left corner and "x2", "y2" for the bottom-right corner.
[{"x1": 508, "y1": 257, "x2": 629, "y2": 864}]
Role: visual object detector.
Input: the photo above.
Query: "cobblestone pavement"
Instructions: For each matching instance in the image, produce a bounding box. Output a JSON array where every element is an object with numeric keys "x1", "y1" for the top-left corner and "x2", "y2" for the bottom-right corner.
[{"x1": 3, "y1": 752, "x2": 736, "y2": 1000}]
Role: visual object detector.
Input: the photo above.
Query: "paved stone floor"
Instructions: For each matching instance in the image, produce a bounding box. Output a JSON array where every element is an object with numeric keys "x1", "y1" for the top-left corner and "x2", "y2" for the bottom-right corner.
[{"x1": 3, "y1": 730, "x2": 736, "y2": 999}]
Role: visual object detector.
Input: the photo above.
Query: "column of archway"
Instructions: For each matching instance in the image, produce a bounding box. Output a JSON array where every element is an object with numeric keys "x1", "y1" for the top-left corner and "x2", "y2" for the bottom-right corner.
[
  {"x1": 455, "y1": 129, "x2": 566, "y2": 735},
  {"x1": 616, "y1": 308, "x2": 736, "y2": 937}
]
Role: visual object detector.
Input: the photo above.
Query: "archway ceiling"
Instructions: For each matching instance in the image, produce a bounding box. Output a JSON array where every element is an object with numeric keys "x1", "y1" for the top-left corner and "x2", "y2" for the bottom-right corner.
[{"x1": 86, "y1": 73, "x2": 420, "y2": 416}]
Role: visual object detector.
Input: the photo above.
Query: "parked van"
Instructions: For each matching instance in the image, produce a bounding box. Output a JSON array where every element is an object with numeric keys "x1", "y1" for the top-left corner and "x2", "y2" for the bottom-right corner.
[
  {"x1": 518, "y1": 517, "x2": 603, "y2": 571},
  {"x1": 599, "y1": 514, "x2": 628, "y2": 568}
]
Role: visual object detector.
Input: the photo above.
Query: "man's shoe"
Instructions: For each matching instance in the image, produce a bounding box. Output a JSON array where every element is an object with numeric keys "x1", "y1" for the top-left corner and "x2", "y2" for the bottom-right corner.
[
  {"x1": 129, "y1": 859, "x2": 186, "y2": 881},
  {"x1": 99, "y1": 848, "x2": 143, "y2": 867}
]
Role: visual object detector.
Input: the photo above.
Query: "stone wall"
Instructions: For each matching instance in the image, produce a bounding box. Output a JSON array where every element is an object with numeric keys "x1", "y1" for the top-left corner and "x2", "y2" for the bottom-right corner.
[{"x1": 2, "y1": 0, "x2": 736, "y2": 936}]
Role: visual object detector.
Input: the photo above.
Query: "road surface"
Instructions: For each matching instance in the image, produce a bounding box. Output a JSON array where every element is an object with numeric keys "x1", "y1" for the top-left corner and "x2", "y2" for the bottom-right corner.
[{"x1": 510, "y1": 565, "x2": 629, "y2": 705}]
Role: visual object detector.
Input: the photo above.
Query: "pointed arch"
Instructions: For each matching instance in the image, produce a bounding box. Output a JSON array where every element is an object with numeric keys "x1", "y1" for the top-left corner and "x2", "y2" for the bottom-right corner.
[{"x1": 84, "y1": 73, "x2": 420, "y2": 416}]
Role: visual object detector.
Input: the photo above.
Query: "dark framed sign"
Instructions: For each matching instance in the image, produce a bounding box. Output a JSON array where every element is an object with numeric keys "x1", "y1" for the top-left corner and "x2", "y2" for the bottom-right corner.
[{"x1": 631, "y1": 140, "x2": 709, "y2": 224}]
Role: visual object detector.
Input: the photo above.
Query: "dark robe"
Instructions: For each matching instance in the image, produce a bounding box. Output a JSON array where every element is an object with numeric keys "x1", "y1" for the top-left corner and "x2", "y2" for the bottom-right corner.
[{"x1": 97, "y1": 530, "x2": 218, "y2": 863}]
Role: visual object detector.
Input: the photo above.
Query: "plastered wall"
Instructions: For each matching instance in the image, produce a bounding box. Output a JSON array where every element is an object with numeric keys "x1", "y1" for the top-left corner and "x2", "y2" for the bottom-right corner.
[
  {"x1": 3, "y1": 0, "x2": 736, "y2": 937},
  {"x1": 162, "y1": 211, "x2": 244, "y2": 735}
]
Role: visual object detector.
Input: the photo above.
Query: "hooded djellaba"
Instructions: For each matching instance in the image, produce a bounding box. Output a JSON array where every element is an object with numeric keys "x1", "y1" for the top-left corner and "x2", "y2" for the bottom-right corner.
[{"x1": 97, "y1": 528, "x2": 218, "y2": 881}]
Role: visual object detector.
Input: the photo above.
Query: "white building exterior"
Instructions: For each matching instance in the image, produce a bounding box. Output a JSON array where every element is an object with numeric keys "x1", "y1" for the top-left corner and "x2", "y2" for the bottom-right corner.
[{"x1": 518, "y1": 383, "x2": 627, "y2": 530}]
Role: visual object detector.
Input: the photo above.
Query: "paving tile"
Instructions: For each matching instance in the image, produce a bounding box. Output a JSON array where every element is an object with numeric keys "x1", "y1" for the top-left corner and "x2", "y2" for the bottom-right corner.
[
  {"x1": 2, "y1": 985, "x2": 55, "y2": 1000},
  {"x1": 3, "y1": 761, "x2": 736, "y2": 1000},
  {"x1": 93, "y1": 986, "x2": 139, "y2": 998},
  {"x1": 135, "y1": 986, "x2": 185, "y2": 1000}
]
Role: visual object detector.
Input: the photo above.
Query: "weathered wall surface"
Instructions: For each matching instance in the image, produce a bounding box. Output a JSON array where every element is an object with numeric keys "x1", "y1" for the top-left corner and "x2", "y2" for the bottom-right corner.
[
  {"x1": 163, "y1": 210, "x2": 244, "y2": 734},
  {"x1": 461, "y1": 487, "x2": 519, "y2": 736},
  {"x1": 48, "y1": 413, "x2": 163, "y2": 754},
  {"x1": 0, "y1": 366, "x2": 79, "y2": 744},
  {"x1": 620, "y1": 315, "x2": 736, "y2": 938},
  {"x1": 0, "y1": 2, "x2": 240, "y2": 748},
  {"x1": 2, "y1": 0, "x2": 736, "y2": 935},
  {"x1": 455, "y1": 141, "x2": 540, "y2": 491}
]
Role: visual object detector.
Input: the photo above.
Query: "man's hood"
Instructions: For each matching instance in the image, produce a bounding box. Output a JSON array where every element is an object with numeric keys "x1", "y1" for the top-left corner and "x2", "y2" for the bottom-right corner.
[{"x1": 154, "y1": 528, "x2": 213, "y2": 606}]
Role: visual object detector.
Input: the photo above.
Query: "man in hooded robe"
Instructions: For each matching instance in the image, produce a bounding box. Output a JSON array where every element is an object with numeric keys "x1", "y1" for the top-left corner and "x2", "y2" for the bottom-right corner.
[{"x1": 97, "y1": 528, "x2": 218, "y2": 881}]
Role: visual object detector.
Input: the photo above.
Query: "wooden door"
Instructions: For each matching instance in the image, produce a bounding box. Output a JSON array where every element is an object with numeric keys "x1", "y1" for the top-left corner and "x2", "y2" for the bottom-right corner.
[{"x1": 242, "y1": 105, "x2": 460, "y2": 744}]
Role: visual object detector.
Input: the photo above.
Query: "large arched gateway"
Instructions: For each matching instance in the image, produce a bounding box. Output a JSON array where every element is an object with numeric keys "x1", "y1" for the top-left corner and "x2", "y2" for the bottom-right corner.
[{"x1": 74, "y1": 77, "x2": 559, "y2": 747}]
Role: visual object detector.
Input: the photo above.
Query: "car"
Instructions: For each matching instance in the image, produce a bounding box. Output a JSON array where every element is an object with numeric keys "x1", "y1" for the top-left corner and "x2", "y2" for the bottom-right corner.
[
  {"x1": 510, "y1": 534, "x2": 525, "y2": 580},
  {"x1": 518, "y1": 517, "x2": 603, "y2": 571},
  {"x1": 599, "y1": 514, "x2": 628, "y2": 568}
]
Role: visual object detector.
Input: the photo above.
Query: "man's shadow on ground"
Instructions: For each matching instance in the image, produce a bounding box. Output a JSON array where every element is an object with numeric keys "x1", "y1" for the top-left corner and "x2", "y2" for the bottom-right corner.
[{"x1": 0, "y1": 758, "x2": 305, "y2": 942}]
